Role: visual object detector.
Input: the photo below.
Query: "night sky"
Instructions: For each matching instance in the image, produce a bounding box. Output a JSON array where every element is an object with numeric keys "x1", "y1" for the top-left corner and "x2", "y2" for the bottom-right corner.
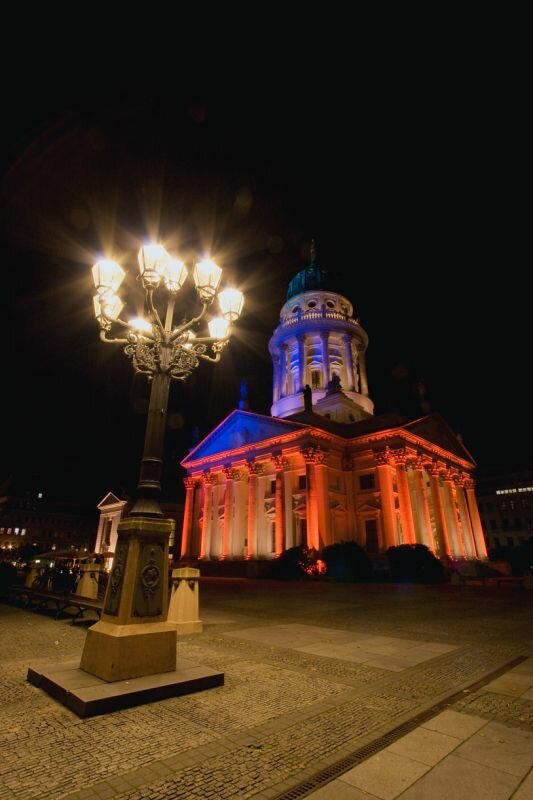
[{"x1": 0, "y1": 26, "x2": 529, "y2": 506}]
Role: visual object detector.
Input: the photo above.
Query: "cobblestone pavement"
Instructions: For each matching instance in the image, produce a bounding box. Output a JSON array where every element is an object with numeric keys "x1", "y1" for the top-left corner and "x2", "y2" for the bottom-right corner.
[{"x1": 1, "y1": 580, "x2": 532, "y2": 800}]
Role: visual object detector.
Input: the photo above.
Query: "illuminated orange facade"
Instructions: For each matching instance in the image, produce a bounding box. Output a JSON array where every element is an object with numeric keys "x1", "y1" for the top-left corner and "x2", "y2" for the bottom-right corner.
[{"x1": 180, "y1": 256, "x2": 487, "y2": 563}]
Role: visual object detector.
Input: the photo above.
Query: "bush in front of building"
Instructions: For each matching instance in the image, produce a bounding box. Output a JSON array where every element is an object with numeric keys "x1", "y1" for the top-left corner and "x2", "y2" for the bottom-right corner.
[
  {"x1": 0, "y1": 560, "x2": 18, "y2": 594},
  {"x1": 321, "y1": 541, "x2": 373, "y2": 582},
  {"x1": 268, "y1": 546, "x2": 319, "y2": 580},
  {"x1": 386, "y1": 544, "x2": 445, "y2": 583}
]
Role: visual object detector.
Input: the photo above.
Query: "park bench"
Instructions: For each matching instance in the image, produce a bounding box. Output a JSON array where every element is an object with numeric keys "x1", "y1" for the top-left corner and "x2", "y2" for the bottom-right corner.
[{"x1": 7, "y1": 585, "x2": 102, "y2": 623}]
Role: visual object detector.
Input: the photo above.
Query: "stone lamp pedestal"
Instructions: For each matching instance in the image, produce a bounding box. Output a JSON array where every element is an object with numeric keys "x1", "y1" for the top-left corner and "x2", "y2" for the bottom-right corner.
[
  {"x1": 167, "y1": 567, "x2": 203, "y2": 635},
  {"x1": 81, "y1": 517, "x2": 176, "y2": 680},
  {"x1": 75, "y1": 562, "x2": 103, "y2": 601},
  {"x1": 28, "y1": 516, "x2": 223, "y2": 717}
]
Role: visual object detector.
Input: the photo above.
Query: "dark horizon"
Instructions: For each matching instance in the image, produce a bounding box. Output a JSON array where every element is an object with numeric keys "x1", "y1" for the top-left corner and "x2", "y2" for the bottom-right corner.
[{"x1": 0, "y1": 31, "x2": 529, "y2": 506}]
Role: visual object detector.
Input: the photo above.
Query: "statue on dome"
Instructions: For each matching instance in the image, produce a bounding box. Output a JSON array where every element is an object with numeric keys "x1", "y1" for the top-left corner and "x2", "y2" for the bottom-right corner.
[{"x1": 327, "y1": 372, "x2": 342, "y2": 395}]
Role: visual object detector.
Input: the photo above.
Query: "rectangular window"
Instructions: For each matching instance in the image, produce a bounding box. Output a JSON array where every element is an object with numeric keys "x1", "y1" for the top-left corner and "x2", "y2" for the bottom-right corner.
[
  {"x1": 478, "y1": 502, "x2": 485, "y2": 512},
  {"x1": 490, "y1": 520, "x2": 496, "y2": 530},
  {"x1": 494, "y1": 537, "x2": 501, "y2": 547},
  {"x1": 270, "y1": 480, "x2": 276, "y2": 495},
  {"x1": 298, "y1": 474, "x2": 307, "y2": 490},
  {"x1": 359, "y1": 473, "x2": 375, "y2": 491},
  {"x1": 311, "y1": 369, "x2": 321, "y2": 389}
]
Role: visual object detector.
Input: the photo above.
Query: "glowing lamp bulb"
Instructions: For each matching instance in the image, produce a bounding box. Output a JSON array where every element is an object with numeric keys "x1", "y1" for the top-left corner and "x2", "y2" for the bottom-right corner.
[
  {"x1": 92, "y1": 259, "x2": 125, "y2": 295},
  {"x1": 129, "y1": 317, "x2": 152, "y2": 333},
  {"x1": 193, "y1": 258, "x2": 222, "y2": 301},
  {"x1": 208, "y1": 316, "x2": 230, "y2": 340},
  {"x1": 218, "y1": 288, "x2": 244, "y2": 321},
  {"x1": 164, "y1": 258, "x2": 188, "y2": 292},
  {"x1": 137, "y1": 243, "x2": 170, "y2": 286}
]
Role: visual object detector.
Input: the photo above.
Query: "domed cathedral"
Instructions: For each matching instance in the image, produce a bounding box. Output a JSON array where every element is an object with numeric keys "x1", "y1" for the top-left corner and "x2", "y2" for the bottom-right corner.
[
  {"x1": 270, "y1": 243, "x2": 373, "y2": 423},
  {"x1": 179, "y1": 251, "x2": 488, "y2": 568}
]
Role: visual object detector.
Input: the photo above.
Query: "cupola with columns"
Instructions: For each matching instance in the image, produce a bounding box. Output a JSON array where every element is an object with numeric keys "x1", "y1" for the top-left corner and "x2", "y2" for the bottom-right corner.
[{"x1": 269, "y1": 244, "x2": 374, "y2": 423}]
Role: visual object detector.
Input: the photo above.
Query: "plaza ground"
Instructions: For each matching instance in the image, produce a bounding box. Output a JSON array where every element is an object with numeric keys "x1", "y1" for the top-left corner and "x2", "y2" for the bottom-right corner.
[{"x1": 1, "y1": 579, "x2": 532, "y2": 800}]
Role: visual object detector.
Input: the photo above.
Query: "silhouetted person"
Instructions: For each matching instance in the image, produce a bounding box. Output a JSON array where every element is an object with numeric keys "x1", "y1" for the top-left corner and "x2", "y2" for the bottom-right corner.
[{"x1": 303, "y1": 384, "x2": 312, "y2": 411}]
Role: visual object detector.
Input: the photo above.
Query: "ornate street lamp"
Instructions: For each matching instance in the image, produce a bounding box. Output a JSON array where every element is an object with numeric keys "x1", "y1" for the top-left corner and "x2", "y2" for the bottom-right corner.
[
  {"x1": 76, "y1": 243, "x2": 244, "y2": 686},
  {"x1": 92, "y1": 245, "x2": 244, "y2": 517}
]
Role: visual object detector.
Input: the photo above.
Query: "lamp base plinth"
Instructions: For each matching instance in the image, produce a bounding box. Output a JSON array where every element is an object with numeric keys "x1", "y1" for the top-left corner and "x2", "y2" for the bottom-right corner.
[
  {"x1": 27, "y1": 658, "x2": 224, "y2": 718},
  {"x1": 80, "y1": 620, "x2": 177, "y2": 681}
]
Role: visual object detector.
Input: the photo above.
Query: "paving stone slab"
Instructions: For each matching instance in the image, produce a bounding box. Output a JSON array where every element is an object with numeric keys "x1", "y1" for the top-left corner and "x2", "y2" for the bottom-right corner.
[
  {"x1": 399, "y1": 753, "x2": 521, "y2": 800},
  {"x1": 454, "y1": 721, "x2": 533, "y2": 777}
]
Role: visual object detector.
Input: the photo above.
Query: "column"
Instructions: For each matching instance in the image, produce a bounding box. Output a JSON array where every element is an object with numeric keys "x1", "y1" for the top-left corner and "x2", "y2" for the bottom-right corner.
[
  {"x1": 180, "y1": 477, "x2": 196, "y2": 559},
  {"x1": 465, "y1": 479, "x2": 489, "y2": 559},
  {"x1": 200, "y1": 473, "x2": 214, "y2": 560},
  {"x1": 427, "y1": 463, "x2": 451, "y2": 558},
  {"x1": 279, "y1": 346, "x2": 286, "y2": 398},
  {"x1": 442, "y1": 470, "x2": 465, "y2": 557},
  {"x1": 272, "y1": 354, "x2": 280, "y2": 402},
  {"x1": 313, "y1": 449, "x2": 332, "y2": 548},
  {"x1": 375, "y1": 449, "x2": 397, "y2": 550},
  {"x1": 302, "y1": 448, "x2": 320, "y2": 550},
  {"x1": 358, "y1": 349, "x2": 369, "y2": 396},
  {"x1": 221, "y1": 467, "x2": 234, "y2": 559},
  {"x1": 232, "y1": 470, "x2": 247, "y2": 558},
  {"x1": 343, "y1": 335, "x2": 355, "y2": 391},
  {"x1": 283, "y1": 468, "x2": 294, "y2": 549},
  {"x1": 393, "y1": 450, "x2": 416, "y2": 544},
  {"x1": 455, "y1": 476, "x2": 476, "y2": 558},
  {"x1": 297, "y1": 335, "x2": 306, "y2": 392},
  {"x1": 246, "y1": 461, "x2": 260, "y2": 559},
  {"x1": 412, "y1": 459, "x2": 435, "y2": 551},
  {"x1": 272, "y1": 454, "x2": 287, "y2": 556},
  {"x1": 320, "y1": 332, "x2": 330, "y2": 388}
]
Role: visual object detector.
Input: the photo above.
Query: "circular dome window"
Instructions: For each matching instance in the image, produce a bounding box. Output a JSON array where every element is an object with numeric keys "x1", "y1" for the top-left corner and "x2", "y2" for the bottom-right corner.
[
  {"x1": 307, "y1": 301, "x2": 317, "y2": 308},
  {"x1": 292, "y1": 306, "x2": 300, "y2": 314},
  {"x1": 326, "y1": 300, "x2": 335, "y2": 309}
]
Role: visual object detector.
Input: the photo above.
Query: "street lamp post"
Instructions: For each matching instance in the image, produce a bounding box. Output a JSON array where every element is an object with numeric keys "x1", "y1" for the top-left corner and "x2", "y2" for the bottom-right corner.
[
  {"x1": 80, "y1": 244, "x2": 243, "y2": 684},
  {"x1": 92, "y1": 245, "x2": 243, "y2": 516}
]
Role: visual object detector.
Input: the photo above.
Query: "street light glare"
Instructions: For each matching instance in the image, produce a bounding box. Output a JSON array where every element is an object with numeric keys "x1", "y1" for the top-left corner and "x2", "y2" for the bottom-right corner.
[
  {"x1": 129, "y1": 317, "x2": 152, "y2": 333},
  {"x1": 164, "y1": 258, "x2": 188, "y2": 292},
  {"x1": 208, "y1": 316, "x2": 230, "y2": 340},
  {"x1": 92, "y1": 259, "x2": 125, "y2": 295},
  {"x1": 137, "y1": 243, "x2": 171, "y2": 286},
  {"x1": 193, "y1": 258, "x2": 222, "y2": 301},
  {"x1": 218, "y1": 288, "x2": 244, "y2": 321}
]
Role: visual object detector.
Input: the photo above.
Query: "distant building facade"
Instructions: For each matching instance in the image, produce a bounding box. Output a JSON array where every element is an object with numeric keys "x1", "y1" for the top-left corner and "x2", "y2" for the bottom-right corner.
[
  {"x1": 94, "y1": 492, "x2": 184, "y2": 565},
  {"x1": 0, "y1": 489, "x2": 95, "y2": 555},
  {"x1": 477, "y1": 471, "x2": 533, "y2": 551},
  {"x1": 179, "y1": 255, "x2": 488, "y2": 563}
]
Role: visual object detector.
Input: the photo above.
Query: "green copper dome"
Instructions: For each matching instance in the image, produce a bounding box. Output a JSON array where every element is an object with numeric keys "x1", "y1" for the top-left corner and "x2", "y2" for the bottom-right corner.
[{"x1": 286, "y1": 241, "x2": 332, "y2": 300}]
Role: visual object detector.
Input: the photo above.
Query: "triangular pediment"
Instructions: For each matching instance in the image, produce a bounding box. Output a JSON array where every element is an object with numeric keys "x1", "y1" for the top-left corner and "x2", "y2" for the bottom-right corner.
[
  {"x1": 97, "y1": 492, "x2": 126, "y2": 510},
  {"x1": 404, "y1": 413, "x2": 476, "y2": 465},
  {"x1": 182, "y1": 410, "x2": 306, "y2": 466}
]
